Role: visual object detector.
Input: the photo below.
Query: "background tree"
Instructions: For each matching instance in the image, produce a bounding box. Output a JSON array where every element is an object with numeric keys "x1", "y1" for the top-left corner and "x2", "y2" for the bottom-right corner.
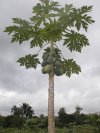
[
  {"x1": 74, "y1": 106, "x2": 84, "y2": 125},
  {"x1": 21, "y1": 103, "x2": 34, "y2": 119},
  {"x1": 11, "y1": 105, "x2": 22, "y2": 117},
  {"x1": 74, "y1": 105, "x2": 83, "y2": 115},
  {"x1": 3, "y1": 115, "x2": 24, "y2": 128},
  {"x1": 0, "y1": 115, "x2": 5, "y2": 128},
  {"x1": 56, "y1": 107, "x2": 69, "y2": 127},
  {"x1": 4, "y1": 0, "x2": 94, "y2": 132},
  {"x1": 89, "y1": 113, "x2": 100, "y2": 132},
  {"x1": 11, "y1": 103, "x2": 34, "y2": 119}
]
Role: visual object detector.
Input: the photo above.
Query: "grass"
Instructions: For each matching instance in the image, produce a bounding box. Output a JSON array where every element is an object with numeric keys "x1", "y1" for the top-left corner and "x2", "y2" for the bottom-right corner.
[
  {"x1": 0, "y1": 125, "x2": 98, "y2": 133},
  {"x1": 0, "y1": 127, "x2": 47, "y2": 133}
]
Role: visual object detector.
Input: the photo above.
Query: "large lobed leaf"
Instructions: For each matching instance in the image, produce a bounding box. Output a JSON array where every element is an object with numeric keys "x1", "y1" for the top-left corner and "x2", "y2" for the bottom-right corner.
[
  {"x1": 31, "y1": 0, "x2": 61, "y2": 27},
  {"x1": 58, "y1": 5, "x2": 95, "y2": 31},
  {"x1": 43, "y1": 20, "x2": 63, "y2": 42},
  {"x1": 63, "y1": 30, "x2": 89, "y2": 52},
  {"x1": 58, "y1": 4, "x2": 74, "y2": 28},
  {"x1": 72, "y1": 6, "x2": 95, "y2": 31},
  {"x1": 17, "y1": 54, "x2": 40, "y2": 69},
  {"x1": 4, "y1": 18, "x2": 33, "y2": 44},
  {"x1": 4, "y1": 18, "x2": 46, "y2": 48},
  {"x1": 61, "y1": 59, "x2": 81, "y2": 77}
]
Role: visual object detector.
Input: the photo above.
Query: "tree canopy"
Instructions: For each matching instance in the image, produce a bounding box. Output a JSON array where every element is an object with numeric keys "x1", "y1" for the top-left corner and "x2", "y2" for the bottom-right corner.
[{"x1": 4, "y1": 0, "x2": 95, "y2": 77}]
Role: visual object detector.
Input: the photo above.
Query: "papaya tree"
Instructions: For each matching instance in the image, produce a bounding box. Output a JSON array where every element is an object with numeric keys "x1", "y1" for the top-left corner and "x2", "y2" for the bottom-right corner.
[{"x1": 4, "y1": 0, "x2": 94, "y2": 132}]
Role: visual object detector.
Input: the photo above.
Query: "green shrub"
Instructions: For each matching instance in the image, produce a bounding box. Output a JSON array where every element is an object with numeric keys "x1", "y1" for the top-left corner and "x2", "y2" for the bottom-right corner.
[
  {"x1": 0, "y1": 116, "x2": 5, "y2": 127},
  {"x1": 3, "y1": 115, "x2": 24, "y2": 128}
]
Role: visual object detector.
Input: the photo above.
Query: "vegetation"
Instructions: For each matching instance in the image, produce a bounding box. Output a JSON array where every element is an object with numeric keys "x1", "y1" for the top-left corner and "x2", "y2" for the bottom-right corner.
[
  {"x1": 4, "y1": 0, "x2": 94, "y2": 132},
  {"x1": 1, "y1": 104, "x2": 100, "y2": 133},
  {"x1": 11, "y1": 103, "x2": 34, "y2": 119}
]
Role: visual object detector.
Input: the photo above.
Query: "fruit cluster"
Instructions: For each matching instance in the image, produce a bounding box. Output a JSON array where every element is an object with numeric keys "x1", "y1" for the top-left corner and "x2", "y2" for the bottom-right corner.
[{"x1": 41, "y1": 47, "x2": 62, "y2": 76}]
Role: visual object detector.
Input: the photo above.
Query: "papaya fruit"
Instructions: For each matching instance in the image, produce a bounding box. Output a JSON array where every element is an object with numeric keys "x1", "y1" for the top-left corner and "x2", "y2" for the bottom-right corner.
[
  {"x1": 55, "y1": 61, "x2": 61, "y2": 68},
  {"x1": 42, "y1": 67, "x2": 46, "y2": 74},
  {"x1": 47, "y1": 56, "x2": 54, "y2": 64},
  {"x1": 51, "y1": 50, "x2": 57, "y2": 57},
  {"x1": 54, "y1": 68, "x2": 62, "y2": 76},
  {"x1": 41, "y1": 60, "x2": 47, "y2": 67},
  {"x1": 44, "y1": 65, "x2": 53, "y2": 73}
]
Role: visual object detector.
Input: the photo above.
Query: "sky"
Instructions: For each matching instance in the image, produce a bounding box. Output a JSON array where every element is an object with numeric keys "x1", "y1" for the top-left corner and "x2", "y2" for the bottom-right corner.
[{"x1": 0, "y1": 0, "x2": 100, "y2": 116}]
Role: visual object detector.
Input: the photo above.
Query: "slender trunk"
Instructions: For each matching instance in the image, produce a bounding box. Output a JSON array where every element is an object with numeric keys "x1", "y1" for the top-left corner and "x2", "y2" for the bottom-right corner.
[{"x1": 48, "y1": 71, "x2": 55, "y2": 133}]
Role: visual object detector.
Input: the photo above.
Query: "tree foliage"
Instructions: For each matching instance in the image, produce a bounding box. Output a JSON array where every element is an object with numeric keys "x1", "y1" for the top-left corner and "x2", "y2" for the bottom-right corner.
[
  {"x1": 4, "y1": 0, "x2": 94, "y2": 77},
  {"x1": 11, "y1": 103, "x2": 34, "y2": 119},
  {"x1": 17, "y1": 54, "x2": 40, "y2": 69},
  {"x1": 3, "y1": 115, "x2": 24, "y2": 128},
  {"x1": 1, "y1": 106, "x2": 100, "y2": 132}
]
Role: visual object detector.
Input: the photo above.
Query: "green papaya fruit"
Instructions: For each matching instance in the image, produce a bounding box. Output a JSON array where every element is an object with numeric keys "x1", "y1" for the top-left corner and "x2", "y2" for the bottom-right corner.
[
  {"x1": 55, "y1": 61, "x2": 61, "y2": 68},
  {"x1": 47, "y1": 56, "x2": 54, "y2": 64},
  {"x1": 42, "y1": 67, "x2": 46, "y2": 74},
  {"x1": 51, "y1": 50, "x2": 57, "y2": 57},
  {"x1": 44, "y1": 65, "x2": 53, "y2": 73},
  {"x1": 54, "y1": 68, "x2": 62, "y2": 76},
  {"x1": 41, "y1": 60, "x2": 47, "y2": 67}
]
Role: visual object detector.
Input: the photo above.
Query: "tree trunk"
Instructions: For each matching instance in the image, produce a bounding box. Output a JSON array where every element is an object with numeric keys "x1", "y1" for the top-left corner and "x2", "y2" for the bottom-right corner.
[{"x1": 48, "y1": 71, "x2": 55, "y2": 133}]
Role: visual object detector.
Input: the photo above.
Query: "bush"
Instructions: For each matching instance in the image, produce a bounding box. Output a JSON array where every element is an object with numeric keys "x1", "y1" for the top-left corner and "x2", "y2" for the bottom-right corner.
[
  {"x1": 26, "y1": 116, "x2": 48, "y2": 129},
  {"x1": 0, "y1": 115, "x2": 5, "y2": 127},
  {"x1": 3, "y1": 115, "x2": 24, "y2": 128}
]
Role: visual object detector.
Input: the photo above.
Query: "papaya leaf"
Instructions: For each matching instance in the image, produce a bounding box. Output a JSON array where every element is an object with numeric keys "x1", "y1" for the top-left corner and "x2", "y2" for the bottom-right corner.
[
  {"x1": 4, "y1": 18, "x2": 33, "y2": 44},
  {"x1": 17, "y1": 54, "x2": 40, "y2": 69},
  {"x1": 31, "y1": 0, "x2": 61, "y2": 27},
  {"x1": 80, "y1": 6, "x2": 93, "y2": 14},
  {"x1": 63, "y1": 30, "x2": 89, "y2": 52},
  {"x1": 44, "y1": 20, "x2": 62, "y2": 42},
  {"x1": 12, "y1": 18, "x2": 31, "y2": 26},
  {"x1": 58, "y1": 4, "x2": 74, "y2": 28},
  {"x1": 61, "y1": 59, "x2": 81, "y2": 77},
  {"x1": 4, "y1": 18, "x2": 46, "y2": 47},
  {"x1": 30, "y1": 28, "x2": 46, "y2": 48},
  {"x1": 72, "y1": 6, "x2": 95, "y2": 31}
]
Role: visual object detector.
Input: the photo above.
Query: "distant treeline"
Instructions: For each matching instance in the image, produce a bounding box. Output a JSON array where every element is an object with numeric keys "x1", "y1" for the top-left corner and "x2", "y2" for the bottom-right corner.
[{"x1": 0, "y1": 103, "x2": 100, "y2": 132}]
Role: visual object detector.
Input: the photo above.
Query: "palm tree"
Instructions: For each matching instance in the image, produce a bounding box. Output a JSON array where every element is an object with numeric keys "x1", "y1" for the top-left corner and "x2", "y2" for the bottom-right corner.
[
  {"x1": 11, "y1": 103, "x2": 34, "y2": 119},
  {"x1": 20, "y1": 103, "x2": 34, "y2": 119},
  {"x1": 11, "y1": 105, "x2": 22, "y2": 117}
]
